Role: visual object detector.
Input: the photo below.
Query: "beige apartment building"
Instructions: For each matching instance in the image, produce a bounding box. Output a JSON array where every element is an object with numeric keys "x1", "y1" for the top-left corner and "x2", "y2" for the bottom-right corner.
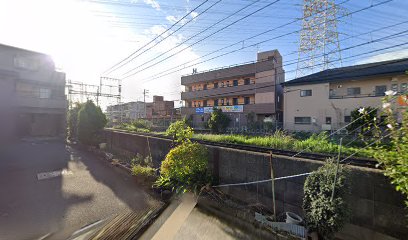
[
  {"x1": 283, "y1": 58, "x2": 408, "y2": 132},
  {"x1": 181, "y1": 50, "x2": 284, "y2": 130},
  {"x1": 0, "y1": 44, "x2": 66, "y2": 141}
]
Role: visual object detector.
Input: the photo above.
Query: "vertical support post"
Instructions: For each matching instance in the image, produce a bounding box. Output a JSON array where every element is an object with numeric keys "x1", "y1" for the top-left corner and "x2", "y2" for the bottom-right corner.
[
  {"x1": 269, "y1": 152, "x2": 276, "y2": 219},
  {"x1": 331, "y1": 138, "x2": 342, "y2": 202}
]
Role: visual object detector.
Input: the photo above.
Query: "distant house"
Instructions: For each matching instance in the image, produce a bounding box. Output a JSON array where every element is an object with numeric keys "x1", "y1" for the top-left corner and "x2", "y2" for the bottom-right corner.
[
  {"x1": 106, "y1": 96, "x2": 175, "y2": 124},
  {"x1": 283, "y1": 58, "x2": 408, "y2": 132},
  {"x1": 0, "y1": 44, "x2": 66, "y2": 141}
]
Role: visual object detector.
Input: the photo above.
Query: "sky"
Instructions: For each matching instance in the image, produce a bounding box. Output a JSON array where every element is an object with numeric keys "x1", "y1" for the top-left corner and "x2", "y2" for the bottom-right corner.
[{"x1": 0, "y1": 0, "x2": 407, "y2": 108}]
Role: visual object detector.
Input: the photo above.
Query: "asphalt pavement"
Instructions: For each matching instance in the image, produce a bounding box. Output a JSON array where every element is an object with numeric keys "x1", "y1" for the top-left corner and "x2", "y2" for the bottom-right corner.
[{"x1": 0, "y1": 139, "x2": 160, "y2": 240}]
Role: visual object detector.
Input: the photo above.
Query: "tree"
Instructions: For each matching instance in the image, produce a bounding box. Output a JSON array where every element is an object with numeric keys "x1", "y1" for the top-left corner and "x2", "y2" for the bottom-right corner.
[
  {"x1": 207, "y1": 108, "x2": 231, "y2": 133},
  {"x1": 303, "y1": 160, "x2": 350, "y2": 239},
  {"x1": 67, "y1": 103, "x2": 83, "y2": 141},
  {"x1": 77, "y1": 100, "x2": 107, "y2": 145}
]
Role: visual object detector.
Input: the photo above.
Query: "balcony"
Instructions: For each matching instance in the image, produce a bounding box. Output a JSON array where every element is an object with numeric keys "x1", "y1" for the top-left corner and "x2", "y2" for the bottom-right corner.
[
  {"x1": 181, "y1": 59, "x2": 275, "y2": 85},
  {"x1": 181, "y1": 103, "x2": 275, "y2": 115},
  {"x1": 329, "y1": 93, "x2": 386, "y2": 99},
  {"x1": 181, "y1": 82, "x2": 275, "y2": 100}
]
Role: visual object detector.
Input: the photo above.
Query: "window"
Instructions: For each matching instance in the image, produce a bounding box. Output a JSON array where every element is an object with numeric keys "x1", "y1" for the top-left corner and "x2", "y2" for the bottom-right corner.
[
  {"x1": 226, "y1": 99, "x2": 230, "y2": 106},
  {"x1": 198, "y1": 102, "x2": 201, "y2": 107},
  {"x1": 214, "y1": 99, "x2": 218, "y2": 106},
  {"x1": 300, "y1": 89, "x2": 312, "y2": 97},
  {"x1": 233, "y1": 98, "x2": 238, "y2": 105},
  {"x1": 203, "y1": 84, "x2": 207, "y2": 90},
  {"x1": 226, "y1": 81, "x2": 230, "y2": 87},
  {"x1": 221, "y1": 82, "x2": 225, "y2": 88},
  {"x1": 214, "y1": 82, "x2": 218, "y2": 88},
  {"x1": 344, "y1": 116, "x2": 351, "y2": 123},
  {"x1": 221, "y1": 99, "x2": 224, "y2": 105},
  {"x1": 347, "y1": 87, "x2": 361, "y2": 95},
  {"x1": 233, "y1": 80, "x2": 238, "y2": 86},
  {"x1": 326, "y1": 117, "x2": 332, "y2": 124},
  {"x1": 401, "y1": 83, "x2": 407, "y2": 93},
  {"x1": 244, "y1": 78, "x2": 250, "y2": 85},
  {"x1": 39, "y1": 88, "x2": 51, "y2": 99},
  {"x1": 391, "y1": 84, "x2": 398, "y2": 92},
  {"x1": 244, "y1": 97, "x2": 250, "y2": 105},
  {"x1": 375, "y1": 85, "x2": 387, "y2": 96},
  {"x1": 203, "y1": 100, "x2": 207, "y2": 107},
  {"x1": 295, "y1": 117, "x2": 311, "y2": 125},
  {"x1": 193, "y1": 101, "x2": 196, "y2": 107}
]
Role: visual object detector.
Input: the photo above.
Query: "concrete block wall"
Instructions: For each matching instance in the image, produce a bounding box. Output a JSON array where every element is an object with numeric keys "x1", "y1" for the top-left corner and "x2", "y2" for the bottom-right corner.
[{"x1": 103, "y1": 130, "x2": 407, "y2": 239}]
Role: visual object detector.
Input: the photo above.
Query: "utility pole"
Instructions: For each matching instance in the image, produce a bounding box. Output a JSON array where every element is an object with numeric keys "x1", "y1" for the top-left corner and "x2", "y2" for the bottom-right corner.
[{"x1": 143, "y1": 89, "x2": 149, "y2": 119}]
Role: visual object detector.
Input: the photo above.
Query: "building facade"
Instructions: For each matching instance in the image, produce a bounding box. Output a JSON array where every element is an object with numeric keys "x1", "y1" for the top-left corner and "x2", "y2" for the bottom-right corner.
[
  {"x1": 181, "y1": 50, "x2": 284, "y2": 130},
  {"x1": 283, "y1": 58, "x2": 408, "y2": 132},
  {"x1": 106, "y1": 96, "x2": 175, "y2": 124},
  {"x1": 0, "y1": 44, "x2": 66, "y2": 141}
]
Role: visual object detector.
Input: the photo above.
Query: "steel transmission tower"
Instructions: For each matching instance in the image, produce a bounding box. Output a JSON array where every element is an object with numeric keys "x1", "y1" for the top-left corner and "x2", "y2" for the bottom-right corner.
[{"x1": 296, "y1": 0, "x2": 342, "y2": 77}]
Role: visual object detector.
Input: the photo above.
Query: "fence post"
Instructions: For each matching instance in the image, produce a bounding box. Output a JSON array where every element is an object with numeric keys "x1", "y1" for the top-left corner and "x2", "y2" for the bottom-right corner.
[{"x1": 269, "y1": 152, "x2": 276, "y2": 219}]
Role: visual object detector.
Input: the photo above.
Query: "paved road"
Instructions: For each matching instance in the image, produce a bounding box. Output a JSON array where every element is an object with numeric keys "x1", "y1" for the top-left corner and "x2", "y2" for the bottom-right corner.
[{"x1": 0, "y1": 139, "x2": 160, "y2": 240}]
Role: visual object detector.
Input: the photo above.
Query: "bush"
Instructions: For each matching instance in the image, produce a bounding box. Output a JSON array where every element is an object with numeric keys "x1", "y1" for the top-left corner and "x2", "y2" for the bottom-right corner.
[
  {"x1": 131, "y1": 119, "x2": 152, "y2": 130},
  {"x1": 165, "y1": 119, "x2": 193, "y2": 143},
  {"x1": 132, "y1": 165, "x2": 155, "y2": 178},
  {"x1": 77, "y1": 100, "x2": 107, "y2": 145},
  {"x1": 155, "y1": 142, "x2": 211, "y2": 193},
  {"x1": 303, "y1": 160, "x2": 350, "y2": 239},
  {"x1": 208, "y1": 108, "x2": 231, "y2": 133},
  {"x1": 373, "y1": 93, "x2": 408, "y2": 208}
]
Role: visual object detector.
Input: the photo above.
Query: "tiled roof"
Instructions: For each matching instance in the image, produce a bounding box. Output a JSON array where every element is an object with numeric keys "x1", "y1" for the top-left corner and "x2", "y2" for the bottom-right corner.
[{"x1": 283, "y1": 58, "x2": 408, "y2": 86}]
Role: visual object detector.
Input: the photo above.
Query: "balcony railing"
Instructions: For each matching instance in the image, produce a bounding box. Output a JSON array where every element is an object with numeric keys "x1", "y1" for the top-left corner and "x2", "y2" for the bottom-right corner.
[{"x1": 329, "y1": 93, "x2": 386, "y2": 99}]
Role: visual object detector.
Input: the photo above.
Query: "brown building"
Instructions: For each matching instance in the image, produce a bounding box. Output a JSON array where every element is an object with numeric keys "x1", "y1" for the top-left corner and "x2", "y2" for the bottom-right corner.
[
  {"x1": 146, "y1": 96, "x2": 175, "y2": 119},
  {"x1": 180, "y1": 50, "x2": 284, "y2": 130},
  {"x1": 0, "y1": 44, "x2": 66, "y2": 141},
  {"x1": 283, "y1": 58, "x2": 408, "y2": 132}
]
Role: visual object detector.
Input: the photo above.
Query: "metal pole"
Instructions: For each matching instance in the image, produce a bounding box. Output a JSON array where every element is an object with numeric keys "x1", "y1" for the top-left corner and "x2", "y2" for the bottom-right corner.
[
  {"x1": 269, "y1": 152, "x2": 276, "y2": 219},
  {"x1": 331, "y1": 138, "x2": 343, "y2": 202}
]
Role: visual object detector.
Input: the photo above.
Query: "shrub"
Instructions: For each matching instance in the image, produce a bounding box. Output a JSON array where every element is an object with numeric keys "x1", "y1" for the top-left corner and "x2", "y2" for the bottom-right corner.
[
  {"x1": 132, "y1": 165, "x2": 155, "y2": 178},
  {"x1": 131, "y1": 119, "x2": 152, "y2": 130},
  {"x1": 347, "y1": 107, "x2": 379, "y2": 143},
  {"x1": 208, "y1": 108, "x2": 231, "y2": 133},
  {"x1": 155, "y1": 142, "x2": 211, "y2": 193},
  {"x1": 303, "y1": 160, "x2": 350, "y2": 239},
  {"x1": 165, "y1": 119, "x2": 193, "y2": 143},
  {"x1": 77, "y1": 100, "x2": 107, "y2": 145},
  {"x1": 373, "y1": 93, "x2": 408, "y2": 208}
]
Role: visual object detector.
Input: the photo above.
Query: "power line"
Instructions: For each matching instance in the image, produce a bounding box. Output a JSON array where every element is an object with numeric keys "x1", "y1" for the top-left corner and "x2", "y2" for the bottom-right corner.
[
  {"x1": 102, "y1": 0, "x2": 212, "y2": 75},
  {"x1": 120, "y1": 0, "x2": 283, "y2": 79},
  {"x1": 122, "y1": 0, "x2": 391, "y2": 80}
]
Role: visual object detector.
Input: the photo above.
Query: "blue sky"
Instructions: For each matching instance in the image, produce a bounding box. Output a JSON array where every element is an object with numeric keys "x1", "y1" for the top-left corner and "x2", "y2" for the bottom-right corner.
[{"x1": 0, "y1": 0, "x2": 407, "y2": 106}]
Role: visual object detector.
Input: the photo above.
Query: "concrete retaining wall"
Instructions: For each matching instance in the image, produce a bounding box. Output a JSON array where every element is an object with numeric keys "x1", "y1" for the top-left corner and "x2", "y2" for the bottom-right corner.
[{"x1": 104, "y1": 130, "x2": 407, "y2": 240}]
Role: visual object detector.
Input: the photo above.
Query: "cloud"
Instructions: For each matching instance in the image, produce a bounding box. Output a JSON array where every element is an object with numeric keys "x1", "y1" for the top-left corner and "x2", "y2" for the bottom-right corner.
[
  {"x1": 144, "y1": 0, "x2": 160, "y2": 10},
  {"x1": 166, "y1": 15, "x2": 179, "y2": 24},
  {"x1": 357, "y1": 49, "x2": 408, "y2": 64},
  {"x1": 190, "y1": 11, "x2": 198, "y2": 19}
]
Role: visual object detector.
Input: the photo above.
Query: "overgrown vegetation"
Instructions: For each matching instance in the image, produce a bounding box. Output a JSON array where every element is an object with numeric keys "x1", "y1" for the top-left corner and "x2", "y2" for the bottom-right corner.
[
  {"x1": 131, "y1": 153, "x2": 156, "y2": 179},
  {"x1": 67, "y1": 101, "x2": 106, "y2": 145},
  {"x1": 194, "y1": 131, "x2": 375, "y2": 158},
  {"x1": 165, "y1": 119, "x2": 193, "y2": 143},
  {"x1": 372, "y1": 92, "x2": 408, "y2": 208},
  {"x1": 208, "y1": 108, "x2": 231, "y2": 133},
  {"x1": 155, "y1": 141, "x2": 211, "y2": 193},
  {"x1": 347, "y1": 107, "x2": 379, "y2": 143},
  {"x1": 114, "y1": 119, "x2": 152, "y2": 133},
  {"x1": 303, "y1": 160, "x2": 351, "y2": 239}
]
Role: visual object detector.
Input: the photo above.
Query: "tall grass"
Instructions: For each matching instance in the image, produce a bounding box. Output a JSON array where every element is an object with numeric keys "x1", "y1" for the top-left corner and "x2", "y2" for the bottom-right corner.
[{"x1": 193, "y1": 131, "x2": 376, "y2": 158}]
